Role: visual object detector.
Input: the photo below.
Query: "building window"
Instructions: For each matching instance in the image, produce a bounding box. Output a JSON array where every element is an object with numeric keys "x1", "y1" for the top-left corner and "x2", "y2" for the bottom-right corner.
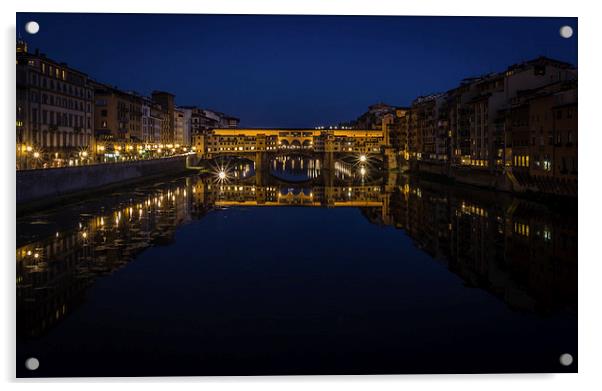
[{"x1": 543, "y1": 158, "x2": 552, "y2": 171}]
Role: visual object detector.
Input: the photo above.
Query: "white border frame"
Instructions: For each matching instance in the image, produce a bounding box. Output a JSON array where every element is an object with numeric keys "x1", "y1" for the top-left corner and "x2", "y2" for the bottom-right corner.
[{"x1": 2, "y1": 1, "x2": 599, "y2": 390}]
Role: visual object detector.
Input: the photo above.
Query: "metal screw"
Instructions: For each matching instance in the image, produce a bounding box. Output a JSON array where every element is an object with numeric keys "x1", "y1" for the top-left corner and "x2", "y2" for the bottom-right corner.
[
  {"x1": 25, "y1": 357, "x2": 40, "y2": 370},
  {"x1": 559, "y1": 353, "x2": 573, "y2": 366},
  {"x1": 25, "y1": 21, "x2": 40, "y2": 35},
  {"x1": 559, "y1": 25, "x2": 573, "y2": 39}
]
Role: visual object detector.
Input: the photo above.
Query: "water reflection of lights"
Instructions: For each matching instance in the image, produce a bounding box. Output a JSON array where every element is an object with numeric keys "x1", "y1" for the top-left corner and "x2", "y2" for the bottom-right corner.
[
  {"x1": 271, "y1": 156, "x2": 322, "y2": 180},
  {"x1": 335, "y1": 161, "x2": 354, "y2": 178},
  {"x1": 334, "y1": 155, "x2": 380, "y2": 182},
  {"x1": 211, "y1": 160, "x2": 233, "y2": 184},
  {"x1": 16, "y1": 176, "x2": 391, "y2": 281},
  {"x1": 18, "y1": 184, "x2": 192, "y2": 266},
  {"x1": 353, "y1": 153, "x2": 379, "y2": 173},
  {"x1": 210, "y1": 159, "x2": 253, "y2": 183}
]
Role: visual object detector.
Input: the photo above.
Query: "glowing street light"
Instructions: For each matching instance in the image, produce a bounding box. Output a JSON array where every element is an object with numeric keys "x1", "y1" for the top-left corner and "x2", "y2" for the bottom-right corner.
[
  {"x1": 218, "y1": 171, "x2": 227, "y2": 180},
  {"x1": 359, "y1": 154, "x2": 367, "y2": 163}
]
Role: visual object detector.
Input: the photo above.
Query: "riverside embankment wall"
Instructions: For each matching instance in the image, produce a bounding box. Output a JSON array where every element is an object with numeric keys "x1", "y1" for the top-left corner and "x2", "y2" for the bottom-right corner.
[
  {"x1": 410, "y1": 160, "x2": 514, "y2": 192},
  {"x1": 408, "y1": 159, "x2": 576, "y2": 196},
  {"x1": 17, "y1": 156, "x2": 191, "y2": 205}
]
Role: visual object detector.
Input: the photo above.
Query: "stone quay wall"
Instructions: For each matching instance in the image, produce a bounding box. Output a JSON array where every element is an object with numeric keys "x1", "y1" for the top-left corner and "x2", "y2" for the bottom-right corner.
[{"x1": 17, "y1": 156, "x2": 191, "y2": 205}]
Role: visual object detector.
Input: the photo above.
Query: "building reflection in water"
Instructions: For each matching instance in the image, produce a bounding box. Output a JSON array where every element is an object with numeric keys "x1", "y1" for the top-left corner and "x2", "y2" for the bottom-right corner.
[{"x1": 16, "y1": 168, "x2": 577, "y2": 338}]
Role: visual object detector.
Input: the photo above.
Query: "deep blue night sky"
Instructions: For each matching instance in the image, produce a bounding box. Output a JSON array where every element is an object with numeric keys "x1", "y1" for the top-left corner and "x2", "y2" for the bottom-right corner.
[{"x1": 16, "y1": 13, "x2": 577, "y2": 127}]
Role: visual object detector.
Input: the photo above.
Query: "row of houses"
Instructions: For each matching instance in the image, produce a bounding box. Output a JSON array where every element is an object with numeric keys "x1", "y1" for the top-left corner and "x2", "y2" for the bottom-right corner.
[
  {"x1": 378, "y1": 56, "x2": 578, "y2": 196},
  {"x1": 16, "y1": 40, "x2": 239, "y2": 168}
]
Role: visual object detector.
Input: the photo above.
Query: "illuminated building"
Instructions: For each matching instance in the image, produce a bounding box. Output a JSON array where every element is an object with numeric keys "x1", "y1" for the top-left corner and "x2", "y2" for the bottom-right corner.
[
  {"x1": 16, "y1": 40, "x2": 95, "y2": 168},
  {"x1": 92, "y1": 81, "x2": 144, "y2": 144},
  {"x1": 142, "y1": 98, "x2": 164, "y2": 144},
  {"x1": 507, "y1": 80, "x2": 577, "y2": 195},
  {"x1": 174, "y1": 107, "x2": 186, "y2": 147}
]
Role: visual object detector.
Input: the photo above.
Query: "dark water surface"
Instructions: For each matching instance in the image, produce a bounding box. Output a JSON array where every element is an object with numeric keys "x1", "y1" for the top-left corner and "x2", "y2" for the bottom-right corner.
[{"x1": 16, "y1": 163, "x2": 577, "y2": 377}]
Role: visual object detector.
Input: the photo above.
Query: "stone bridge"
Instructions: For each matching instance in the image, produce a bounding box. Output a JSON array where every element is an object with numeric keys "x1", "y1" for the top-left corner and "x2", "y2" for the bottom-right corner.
[{"x1": 193, "y1": 128, "x2": 398, "y2": 170}]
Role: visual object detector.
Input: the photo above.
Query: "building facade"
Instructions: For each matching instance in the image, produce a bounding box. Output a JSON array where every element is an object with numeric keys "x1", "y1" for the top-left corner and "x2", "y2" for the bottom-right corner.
[
  {"x1": 92, "y1": 82, "x2": 143, "y2": 144},
  {"x1": 16, "y1": 40, "x2": 95, "y2": 168},
  {"x1": 151, "y1": 91, "x2": 176, "y2": 144},
  {"x1": 174, "y1": 108, "x2": 186, "y2": 147},
  {"x1": 507, "y1": 80, "x2": 577, "y2": 195},
  {"x1": 383, "y1": 56, "x2": 577, "y2": 196}
]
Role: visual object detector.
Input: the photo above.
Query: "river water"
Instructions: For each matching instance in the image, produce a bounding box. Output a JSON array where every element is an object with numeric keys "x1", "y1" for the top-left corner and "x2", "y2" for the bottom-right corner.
[{"x1": 16, "y1": 156, "x2": 577, "y2": 376}]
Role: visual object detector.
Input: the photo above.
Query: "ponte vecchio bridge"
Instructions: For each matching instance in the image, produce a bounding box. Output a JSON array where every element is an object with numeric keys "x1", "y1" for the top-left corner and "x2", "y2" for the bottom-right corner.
[{"x1": 194, "y1": 128, "x2": 398, "y2": 171}]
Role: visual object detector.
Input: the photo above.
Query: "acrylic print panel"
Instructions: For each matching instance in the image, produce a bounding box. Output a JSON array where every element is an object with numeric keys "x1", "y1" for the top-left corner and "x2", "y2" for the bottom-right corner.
[{"x1": 15, "y1": 13, "x2": 577, "y2": 377}]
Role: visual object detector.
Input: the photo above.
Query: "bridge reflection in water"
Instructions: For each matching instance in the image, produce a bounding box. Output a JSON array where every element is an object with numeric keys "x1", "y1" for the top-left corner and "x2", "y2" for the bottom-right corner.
[
  {"x1": 207, "y1": 153, "x2": 385, "y2": 187},
  {"x1": 17, "y1": 170, "x2": 576, "y2": 342}
]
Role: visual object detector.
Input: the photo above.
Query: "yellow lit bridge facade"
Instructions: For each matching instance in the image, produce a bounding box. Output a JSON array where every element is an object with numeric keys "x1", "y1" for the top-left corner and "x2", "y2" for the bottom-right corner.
[{"x1": 194, "y1": 128, "x2": 384, "y2": 156}]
